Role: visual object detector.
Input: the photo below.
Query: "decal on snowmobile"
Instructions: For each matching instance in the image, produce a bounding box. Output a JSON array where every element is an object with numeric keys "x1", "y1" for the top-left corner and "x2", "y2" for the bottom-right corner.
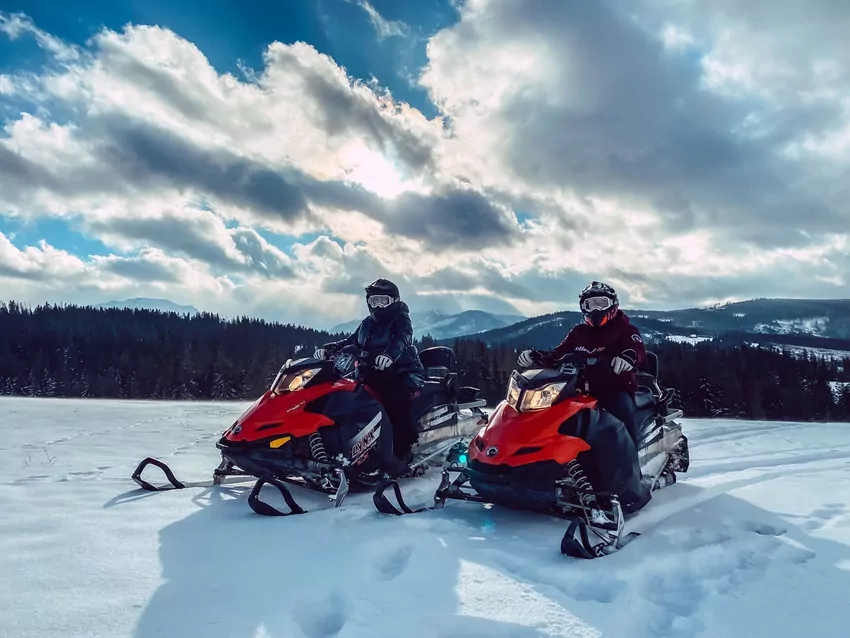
[
  {"x1": 418, "y1": 405, "x2": 457, "y2": 429},
  {"x1": 349, "y1": 411, "x2": 382, "y2": 461},
  {"x1": 287, "y1": 401, "x2": 306, "y2": 413}
]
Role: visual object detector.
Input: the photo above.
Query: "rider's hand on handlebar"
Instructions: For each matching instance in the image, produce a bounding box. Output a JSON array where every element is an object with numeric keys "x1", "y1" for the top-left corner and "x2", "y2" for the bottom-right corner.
[
  {"x1": 375, "y1": 354, "x2": 393, "y2": 370},
  {"x1": 313, "y1": 348, "x2": 328, "y2": 360},
  {"x1": 517, "y1": 350, "x2": 534, "y2": 367},
  {"x1": 611, "y1": 356, "x2": 633, "y2": 374}
]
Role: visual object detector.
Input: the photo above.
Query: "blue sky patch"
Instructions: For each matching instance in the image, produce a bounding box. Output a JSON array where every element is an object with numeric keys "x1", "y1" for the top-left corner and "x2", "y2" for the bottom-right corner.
[
  {"x1": 0, "y1": 215, "x2": 112, "y2": 256},
  {"x1": 1, "y1": 0, "x2": 458, "y2": 116}
]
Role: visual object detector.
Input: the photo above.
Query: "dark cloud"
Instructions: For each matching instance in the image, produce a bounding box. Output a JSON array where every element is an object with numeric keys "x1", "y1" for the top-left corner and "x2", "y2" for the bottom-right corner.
[
  {"x1": 268, "y1": 45, "x2": 434, "y2": 173},
  {"x1": 96, "y1": 39, "x2": 212, "y2": 122},
  {"x1": 431, "y1": 0, "x2": 849, "y2": 248},
  {"x1": 92, "y1": 116, "x2": 310, "y2": 221},
  {"x1": 85, "y1": 213, "x2": 294, "y2": 278},
  {"x1": 0, "y1": 261, "x2": 44, "y2": 281},
  {"x1": 230, "y1": 228, "x2": 294, "y2": 277},
  {"x1": 1, "y1": 112, "x2": 518, "y2": 252},
  {"x1": 99, "y1": 255, "x2": 182, "y2": 283}
]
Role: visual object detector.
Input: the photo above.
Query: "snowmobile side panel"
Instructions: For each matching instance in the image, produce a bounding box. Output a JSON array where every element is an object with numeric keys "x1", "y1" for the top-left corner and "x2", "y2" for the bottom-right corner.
[{"x1": 467, "y1": 400, "x2": 592, "y2": 467}]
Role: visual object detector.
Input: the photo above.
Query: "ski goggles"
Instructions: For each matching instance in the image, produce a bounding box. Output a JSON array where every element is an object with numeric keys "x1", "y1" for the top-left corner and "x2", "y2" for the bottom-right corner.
[
  {"x1": 581, "y1": 295, "x2": 614, "y2": 312},
  {"x1": 367, "y1": 294, "x2": 398, "y2": 308}
]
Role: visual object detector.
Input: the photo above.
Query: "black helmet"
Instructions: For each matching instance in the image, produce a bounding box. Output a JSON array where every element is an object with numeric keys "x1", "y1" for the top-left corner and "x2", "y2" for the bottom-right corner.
[
  {"x1": 579, "y1": 281, "x2": 619, "y2": 327},
  {"x1": 365, "y1": 278, "x2": 401, "y2": 319}
]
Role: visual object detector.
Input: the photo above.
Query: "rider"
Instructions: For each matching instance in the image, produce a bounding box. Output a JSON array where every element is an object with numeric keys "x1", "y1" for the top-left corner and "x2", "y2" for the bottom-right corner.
[
  {"x1": 314, "y1": 278, "x2": 424, "y2": 476},
  {"x1": 519, "y1": 281, "x2": 645, "y2": 444},
  {"x1": 516, "y1": 281, "x2": 651, "y2": 513}
]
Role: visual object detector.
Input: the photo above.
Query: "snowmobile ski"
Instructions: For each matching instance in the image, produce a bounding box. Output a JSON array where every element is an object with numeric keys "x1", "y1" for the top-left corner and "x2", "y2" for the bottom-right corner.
[
  {"x1": 372, "y1": 438, "x2": 470, "y2": 515},
  {"x1": 131, "y1": 457, "x2": 255, "y2": 491}
]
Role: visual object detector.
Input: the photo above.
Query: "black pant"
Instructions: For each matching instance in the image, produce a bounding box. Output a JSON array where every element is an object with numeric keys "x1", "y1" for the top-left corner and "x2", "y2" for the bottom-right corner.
[
  {"x1": 596, "y1": 390, "x2": 638, "y2": 446},
  {"x1": 362, "y1": 372, "x2": 418, "y2": 456}
]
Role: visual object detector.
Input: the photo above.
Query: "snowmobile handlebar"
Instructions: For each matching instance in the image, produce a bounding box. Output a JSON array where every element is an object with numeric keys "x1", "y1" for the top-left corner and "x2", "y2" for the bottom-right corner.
[{"x1": 527, "y1": 350, "x2": 613, "y2": 370}]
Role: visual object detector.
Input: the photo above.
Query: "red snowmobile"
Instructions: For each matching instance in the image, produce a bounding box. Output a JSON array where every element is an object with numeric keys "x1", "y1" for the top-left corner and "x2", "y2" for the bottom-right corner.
[
  {"x1": 373, "y1": 350, "x2": 689, "y2": 558},
  {"x1": 131, "y1": 345, "x2": 489, "y2": 516}
]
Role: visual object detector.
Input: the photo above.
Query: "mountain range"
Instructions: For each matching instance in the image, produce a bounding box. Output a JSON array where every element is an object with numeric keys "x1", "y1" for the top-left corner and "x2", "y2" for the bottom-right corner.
[
  {"x1": 96, "y1": 298, "x2": 200, "y2": 315},
  {"x1": 331, "y1": 309, "x2": 526, "y2": 339},
  {"x1": 461, "y1": 298, "x2": 850, "y2": 357}
]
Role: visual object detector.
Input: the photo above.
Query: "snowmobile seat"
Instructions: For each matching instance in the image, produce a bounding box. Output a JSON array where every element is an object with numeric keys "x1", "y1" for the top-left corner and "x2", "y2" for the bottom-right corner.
[
  {"x1": 419, "y1": 346, "x2": 456, "y2": 372},
  {"x1": 424, "y1": 365, "x2": 451, "y2": 380},
  {"x1": 641, "y1": 351, "x2": 659, "y2": 378},
  {"x1": 634, "y1": 387, "x2": 655, "y2": 410}
]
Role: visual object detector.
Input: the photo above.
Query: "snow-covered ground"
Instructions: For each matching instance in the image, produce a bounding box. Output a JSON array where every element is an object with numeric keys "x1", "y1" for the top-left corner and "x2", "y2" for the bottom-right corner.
[{"x1": 2, "y1": 397, "x2": 850, "y2": 638}]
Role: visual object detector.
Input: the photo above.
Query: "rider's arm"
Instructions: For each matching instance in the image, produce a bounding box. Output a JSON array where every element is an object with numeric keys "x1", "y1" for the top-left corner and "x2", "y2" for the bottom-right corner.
[
  {"x1": 617, "y1": 326, "x2": 646, "y2": 368},
  {"x1": 551, "y1": 326, "x2": 581, "y2": 358},
  {"x1": 322, "y1": 322, "x2": 360, "y2": 353},
  {"x1": 382, "y1": 313, "x2": 413, "y2": 361}
]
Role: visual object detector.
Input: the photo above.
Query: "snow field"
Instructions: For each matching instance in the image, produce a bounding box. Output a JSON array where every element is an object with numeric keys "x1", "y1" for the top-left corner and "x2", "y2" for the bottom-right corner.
[{"x1": 2, "y1": 397, "x2": 850, "y2": 637}]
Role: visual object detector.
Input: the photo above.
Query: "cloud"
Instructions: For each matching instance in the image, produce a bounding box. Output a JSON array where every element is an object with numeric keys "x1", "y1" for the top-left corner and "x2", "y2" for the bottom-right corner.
[
  {"x1": 420, "y1": 0, "x2": 849, "y2": 249},
  {"x1": 352, "y1": 0, "x2": 410, "y2": 40},
  {"x1": 0, "y1": 5, "x2": 848, "y2": 329},
  {"x1": 0, "y1": 11, "x2": 79, "y2": 62}
]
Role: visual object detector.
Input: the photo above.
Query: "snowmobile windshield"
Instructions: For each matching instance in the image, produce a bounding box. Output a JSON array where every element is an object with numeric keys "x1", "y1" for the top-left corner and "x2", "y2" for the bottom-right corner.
[
  {"x1": 270, "y1": 365, "x2": 324, "y2": 394},
  {"x1": 519, "y1": 368, "x2": 563, "y2": 383},
  {"x1": 506, "y1": 367, "x2": 579, "y2": 412}
]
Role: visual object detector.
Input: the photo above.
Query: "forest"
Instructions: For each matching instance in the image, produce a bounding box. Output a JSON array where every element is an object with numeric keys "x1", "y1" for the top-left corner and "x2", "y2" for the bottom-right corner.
[{"x1": 1, "y1": 301, "x2": 849, "y2": 421}]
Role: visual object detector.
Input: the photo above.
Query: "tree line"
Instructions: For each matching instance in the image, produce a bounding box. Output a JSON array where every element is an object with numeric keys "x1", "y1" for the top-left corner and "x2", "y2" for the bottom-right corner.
[{"x1": 1, "y1": 301, "x2": 849, "y2": 421}]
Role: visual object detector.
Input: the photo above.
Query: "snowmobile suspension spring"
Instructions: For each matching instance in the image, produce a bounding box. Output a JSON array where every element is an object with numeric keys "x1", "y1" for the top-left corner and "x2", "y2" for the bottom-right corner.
[
  {"x1": 565, "y1": 460, "x2": 593, "y2": 493},
  {"x1": 309, "y1": 433, "x2": 328, "y2": 462}
]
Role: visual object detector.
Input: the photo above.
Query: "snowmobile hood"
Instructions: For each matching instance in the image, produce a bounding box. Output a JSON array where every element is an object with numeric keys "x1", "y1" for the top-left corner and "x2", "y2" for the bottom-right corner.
[
  {"x1": 468, "y1": 397, "x2": 593, "y2": 467},
  {"x1": 223, "y1": 380, "x2": 357, "y2": 443}
]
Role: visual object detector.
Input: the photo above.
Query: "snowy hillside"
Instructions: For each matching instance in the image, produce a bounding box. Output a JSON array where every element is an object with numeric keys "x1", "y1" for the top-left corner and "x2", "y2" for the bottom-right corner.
[
  {"x1": 469, "y1": 299, "x2": 850, "y2": 361},
  {"x1": 3, "y1": 398, "x2": 850, "y2": 637}
]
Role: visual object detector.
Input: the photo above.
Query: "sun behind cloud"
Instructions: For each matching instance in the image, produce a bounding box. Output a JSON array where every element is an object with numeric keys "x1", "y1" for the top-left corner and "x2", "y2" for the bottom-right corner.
[{"x1": 0, "y1": 1, "x2": 848, "y2": 328}]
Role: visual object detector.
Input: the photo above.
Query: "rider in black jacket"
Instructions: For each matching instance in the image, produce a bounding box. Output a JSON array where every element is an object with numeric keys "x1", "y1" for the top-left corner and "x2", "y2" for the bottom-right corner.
[{"x1": 315, "y1": 279, "x2": 424, "y2": 474}]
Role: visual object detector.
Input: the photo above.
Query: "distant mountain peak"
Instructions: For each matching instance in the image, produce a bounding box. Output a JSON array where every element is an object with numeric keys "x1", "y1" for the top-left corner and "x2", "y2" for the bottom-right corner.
[
  {"x1": 96, "y1": 297, "x2": 200, "y2": 315},
  {"x1": 330, "y1": 309, "x2": 527, "y2": 340}
]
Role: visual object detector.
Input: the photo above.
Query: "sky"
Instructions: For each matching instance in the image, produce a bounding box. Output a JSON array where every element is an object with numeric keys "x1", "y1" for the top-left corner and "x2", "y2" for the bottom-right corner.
[{"x1": 1, "y1": 0, "x2": 849, "y2": 329}]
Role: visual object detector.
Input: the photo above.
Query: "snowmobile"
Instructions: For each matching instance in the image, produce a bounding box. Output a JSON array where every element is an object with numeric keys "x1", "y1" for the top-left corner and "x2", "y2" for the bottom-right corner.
[
  {"x1": 130, "y1": 345, "x2": 489, "y2": 516},
  {"x1": 373, "y1": 349, "x2": 690, "y2": 559}
]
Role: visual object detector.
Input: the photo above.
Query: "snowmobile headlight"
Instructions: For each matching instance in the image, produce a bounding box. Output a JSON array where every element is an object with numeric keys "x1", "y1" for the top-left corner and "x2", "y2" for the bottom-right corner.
[
  {"x1": 506, "y1": 376, "x2": 521, "y2": 409},
  {"x1": 272, "y1": 367, "x2": 321, "y2": 394},
  {"x1": 519, "y1": 382, "x2": 567, "y2": 411}
]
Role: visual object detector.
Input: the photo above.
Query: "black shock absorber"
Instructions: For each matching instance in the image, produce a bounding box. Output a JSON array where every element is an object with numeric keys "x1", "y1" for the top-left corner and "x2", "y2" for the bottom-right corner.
[{"x1": 309, "y1": 432, "x2": 328, "y2": 462}]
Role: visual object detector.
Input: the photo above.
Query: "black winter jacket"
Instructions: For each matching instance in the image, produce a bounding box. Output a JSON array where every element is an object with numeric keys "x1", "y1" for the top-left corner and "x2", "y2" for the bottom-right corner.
[{"x1": 323, "y1": 302, "x2": 425, "y2": 389}]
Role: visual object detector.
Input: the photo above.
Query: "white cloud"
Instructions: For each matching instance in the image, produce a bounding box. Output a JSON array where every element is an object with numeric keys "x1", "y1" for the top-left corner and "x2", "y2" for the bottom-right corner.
[
  {"x1": 352, "y1": 0, "x2": 409, "y2": 40},
  {"x1": 0, "y1": 4, "x2": 848, "y2": 329},
  {"x1": 0, "y1": 11, "x2": 79, "y2": 62},
  {"x1": 0, "y1": 74, "x2": 14, "y2": 95}
]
